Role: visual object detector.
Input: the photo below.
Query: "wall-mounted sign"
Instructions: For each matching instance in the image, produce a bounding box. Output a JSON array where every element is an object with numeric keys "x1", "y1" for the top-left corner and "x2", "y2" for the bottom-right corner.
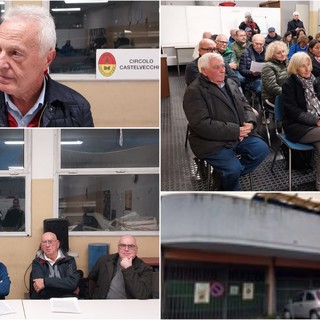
[
  {"x1": 210, "y1": 281, "x2": 224, "y2": 297},
  {"x1": 194, "y1": 282, "x2": 210, "y2": 304},
  {"x1": 229, "y1": 285, "x2": 239, "y2": 296},
  {"x1": 96, "y1": 49, "x2": 159, "y2": 80},
  {"x1": 242, "y1": 282, "x2": 254, "y2": 300}
]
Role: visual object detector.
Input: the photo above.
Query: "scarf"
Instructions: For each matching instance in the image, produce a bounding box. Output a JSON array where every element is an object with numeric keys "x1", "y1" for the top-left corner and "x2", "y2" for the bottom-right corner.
[{"x1": 297, "y1": 74, "x2": 320, "y2": 116}]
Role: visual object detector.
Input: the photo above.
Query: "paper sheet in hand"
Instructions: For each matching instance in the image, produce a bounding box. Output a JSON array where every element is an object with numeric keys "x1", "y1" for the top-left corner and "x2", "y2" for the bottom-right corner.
[
  {"x1": 50, "y1": 297, "x2": 81, "y2": 314},
  {"x1": 250, "y1": 61, "x2": 266, "y2": 73},
  {"x1": 0, "y1": 301, "x2": 15, "y2": 315}
]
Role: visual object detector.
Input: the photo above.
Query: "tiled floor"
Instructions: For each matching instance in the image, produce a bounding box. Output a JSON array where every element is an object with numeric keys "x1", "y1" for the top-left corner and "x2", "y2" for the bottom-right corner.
[{"x1": 161, "y1": 67, "x2": 317, "y2": 192}]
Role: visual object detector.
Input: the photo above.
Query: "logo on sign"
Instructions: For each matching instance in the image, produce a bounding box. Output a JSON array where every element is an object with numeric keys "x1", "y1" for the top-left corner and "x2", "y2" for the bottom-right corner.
[
  {"x1": 210, "y1": 282, "x2": 224, "y2": 297},
  {"x1": 98, "y1": 52, "x2": 116, "y2": 77}
]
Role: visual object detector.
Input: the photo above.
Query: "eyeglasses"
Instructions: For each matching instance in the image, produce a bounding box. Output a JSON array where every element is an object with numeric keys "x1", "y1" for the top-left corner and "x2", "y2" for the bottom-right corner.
[
  {"x1": 41, "y1": 240, "x2": 57, "y2": 246},
  {"x1": 118, "y1": 244, "x2": 136, "y2": 250},
  {"x1": 200, "y1": 47, "x2": 216, "y2": 52},
  {"x1": 216, "y1": 40, "x2": 228, "y2": 45}
]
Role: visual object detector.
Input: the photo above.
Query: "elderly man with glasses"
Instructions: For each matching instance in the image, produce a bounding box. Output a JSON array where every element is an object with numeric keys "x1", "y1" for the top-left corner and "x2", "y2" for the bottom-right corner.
[
  {"x1": 31, "y1": 232, "x2": 80, "y2": 299},
  {"x1": 185, "y1": 38, "x2": 239, "y2": 87},
  {"x1": 88, "y1": 235, "x2": 153, "y2": 299}
]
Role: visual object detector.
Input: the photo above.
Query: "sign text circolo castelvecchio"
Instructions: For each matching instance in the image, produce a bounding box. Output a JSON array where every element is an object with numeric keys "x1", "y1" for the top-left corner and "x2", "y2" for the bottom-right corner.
[{"x1": 96, "y1": 49, "x2": 159, "y2": 80}]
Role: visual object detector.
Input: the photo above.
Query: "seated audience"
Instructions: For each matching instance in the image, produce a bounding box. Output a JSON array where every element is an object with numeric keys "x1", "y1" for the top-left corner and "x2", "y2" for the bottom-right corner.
[
  {"x1": 308, "y1": 39, "x2": 320, "y2": 77},
  {"x1": 245, "y1": 27, "x2": 253, "y2": 42},
  {"x1": 0, "y1": 263, "x2": 10, "y2": 299},
  {"x1": 228, "y1": 28, "x2": 237, "y2": 47},
  {"x1": 288, "y1": 35, "x2": 308, "y2": 60},
  {"x1": 261, "y1": 41, "x2": 288, "y2": 120},
  {"x1": 88, "y1": 235, "x2": 153, "y2": 299},
  {"x1": 31, "y1": 232, "x2": 80, "y2": 299},
  {"x1": 183, "y1": 53, "x2": 268, "y2": 191},
  {"x1": 282, "y1": 52, "x2": 320, "y2": 190}
]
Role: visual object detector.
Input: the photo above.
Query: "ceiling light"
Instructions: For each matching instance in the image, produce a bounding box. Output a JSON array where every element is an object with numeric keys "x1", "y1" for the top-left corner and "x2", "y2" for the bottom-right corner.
[
  {"x1": 61, "y1": 140, "x2": 83, "y2": 145},
  {"x1": 51, "y1": 8, "x2": 81, "y2": 12},
  {"x1": 4, "y1": 141, "x2": 24, "y2": 145},
  {"x1": 64, "y1": 0, "x2": 108, "y2": 3}
]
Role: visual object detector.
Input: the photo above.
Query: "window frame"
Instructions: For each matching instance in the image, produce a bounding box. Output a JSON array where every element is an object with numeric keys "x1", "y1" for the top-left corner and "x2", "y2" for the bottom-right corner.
[{"x1": 54, "y1": 129, "x2": 159, "y2": 236}]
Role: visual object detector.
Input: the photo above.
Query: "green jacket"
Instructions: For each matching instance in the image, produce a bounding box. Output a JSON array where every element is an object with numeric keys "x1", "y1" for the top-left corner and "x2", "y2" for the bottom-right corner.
[
  {"x1": 221, "y1": 47, "x2": 237, "y2": 64},
  {"x1": 230, "y1": 40, "x2": 251, "y2": 66},
  {"x1": 261, "y1": 60, "x2": 288, "y2": 103}
]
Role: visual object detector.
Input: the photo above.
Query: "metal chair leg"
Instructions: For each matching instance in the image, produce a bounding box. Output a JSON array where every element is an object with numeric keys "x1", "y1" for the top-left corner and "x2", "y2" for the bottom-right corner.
[
  {"x1": 289, "y1": 148, "x2": 292, "y2": 191},
  {"x1": 207, "y1": 162, "x2": 211, "y2": 191},
  {"x1": 184, "y1": 124, "x2": 189, "y2": 148}
]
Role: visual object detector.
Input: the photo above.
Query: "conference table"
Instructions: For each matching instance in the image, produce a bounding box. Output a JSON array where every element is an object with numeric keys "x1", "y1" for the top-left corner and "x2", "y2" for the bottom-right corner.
[{"x1": 1, "y1": 299, "x2": 160, "y2": 319}]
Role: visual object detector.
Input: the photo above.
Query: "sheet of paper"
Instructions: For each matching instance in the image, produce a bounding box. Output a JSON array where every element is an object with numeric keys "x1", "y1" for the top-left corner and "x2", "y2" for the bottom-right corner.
[
  {"x1": 0, "y1": 301, "x2": 15, "y2": 315},
  {"x1": 50, "y1": 297, "x2": 81, "y2": 314},
  {"x1": 250, "y1": 61, "x2": 266, "y2": 73}
]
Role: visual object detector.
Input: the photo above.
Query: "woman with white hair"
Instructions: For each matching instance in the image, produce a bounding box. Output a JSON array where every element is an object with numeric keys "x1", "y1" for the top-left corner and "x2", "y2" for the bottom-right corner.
[{"x1": 282, "y1": 52, "x2": 320, "y2": 190}]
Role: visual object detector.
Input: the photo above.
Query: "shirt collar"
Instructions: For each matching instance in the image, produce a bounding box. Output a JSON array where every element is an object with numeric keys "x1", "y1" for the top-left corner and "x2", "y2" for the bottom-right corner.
[{"x1": 5, "y1": 76, "x2": 46, "y2": 127}]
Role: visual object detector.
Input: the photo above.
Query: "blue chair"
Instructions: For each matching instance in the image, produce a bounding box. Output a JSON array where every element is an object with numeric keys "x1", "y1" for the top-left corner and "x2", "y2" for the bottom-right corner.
[{"x1": 270, "y1": 95, "x2": 315, "y2": 191}]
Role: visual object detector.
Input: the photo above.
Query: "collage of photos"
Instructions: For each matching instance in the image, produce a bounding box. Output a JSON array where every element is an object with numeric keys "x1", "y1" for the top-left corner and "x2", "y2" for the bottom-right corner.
[
  {"x1": 1, "y1": 0, "x2": 320, "y2": 320},
  {"x1": 161, "y1": 1, "x2": 320, "y2": 319}
]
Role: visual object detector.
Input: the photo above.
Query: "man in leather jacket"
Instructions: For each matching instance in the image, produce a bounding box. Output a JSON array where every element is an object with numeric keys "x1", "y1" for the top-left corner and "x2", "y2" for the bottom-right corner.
[{"x1": 0, "y1": 6, "x2": 94, "y2": 127}]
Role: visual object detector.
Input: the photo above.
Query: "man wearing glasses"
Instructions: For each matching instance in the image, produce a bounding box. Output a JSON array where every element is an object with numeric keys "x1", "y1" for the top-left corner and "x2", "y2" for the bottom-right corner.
[
  {"x1": 185, "y1": 38, "x2": 239, "y2": 87},
  {"x1": 88, "y1": 235, "x2": 153, "y2": 299},
  {"x1": 31, "y1": 232, "x2": 80, "y2": 299}
]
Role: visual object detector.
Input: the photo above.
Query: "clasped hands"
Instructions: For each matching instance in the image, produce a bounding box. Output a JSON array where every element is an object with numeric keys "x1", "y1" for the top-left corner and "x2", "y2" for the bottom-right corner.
[
  {"x1": 33, "y1": 278, "x2": 45, "y2": 293},
  {"x1": 239, "y1": 122, "x2": 254, "y2": 141}
]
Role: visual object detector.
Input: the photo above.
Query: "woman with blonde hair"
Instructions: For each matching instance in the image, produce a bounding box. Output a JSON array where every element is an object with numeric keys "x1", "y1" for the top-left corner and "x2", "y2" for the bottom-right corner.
[
  {"x1": 261, "y1": 41, "x2": 288, "y2": 126},
  {"x1": 282, "y1": 52, "x2": 320, "y2": 190}
]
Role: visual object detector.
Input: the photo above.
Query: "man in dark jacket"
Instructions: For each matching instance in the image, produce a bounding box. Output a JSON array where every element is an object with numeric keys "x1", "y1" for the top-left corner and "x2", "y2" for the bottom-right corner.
[
  {"x1": 31, "y1": 232, "x2": 80, "y2": 299},
  {"x1": 0, "y1": 6, "x2": 94, "y2": 127},
  {"x1": 88, "y1": 235, "x2": 153, "y2": 299},
  {"x1": 183, "y1": 53, "x2": 268, "y2": 191},
  {"x1": 185, "y1": 38, "x2": 239, "y2": 87},
  {"x1": 265, "y1": 27, "x2": 281, "y2": 46},
  {"x1": 287, "y1": 11, "x2": 305, "y2": 39}
]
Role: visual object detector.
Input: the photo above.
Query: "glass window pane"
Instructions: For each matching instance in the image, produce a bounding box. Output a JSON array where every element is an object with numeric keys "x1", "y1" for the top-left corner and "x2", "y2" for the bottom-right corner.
[
  {"x1": 0, "y1": 129, "x2": 24, "y2": 170},
  {"x1": 0, "y1": 177, "x2": 25, "y2": 232},
  {"x1": 59, "y1": 174, "x2": 159, "y2": 231},
  {"x1": 61, "y1": 129, "x2": 159, "y2": 168},
  {"x1": 50, "y1": 1, "x2": 159, "y2": 74}
]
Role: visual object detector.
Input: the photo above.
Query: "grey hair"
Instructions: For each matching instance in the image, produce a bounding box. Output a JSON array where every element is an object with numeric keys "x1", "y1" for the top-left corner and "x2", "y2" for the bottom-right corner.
[
  {"x1": 2, "y1": 6, "x2": 56, "y2": 57},
  {"x1": 198, "y1": 52, "x2": 223, "y2": 72}
]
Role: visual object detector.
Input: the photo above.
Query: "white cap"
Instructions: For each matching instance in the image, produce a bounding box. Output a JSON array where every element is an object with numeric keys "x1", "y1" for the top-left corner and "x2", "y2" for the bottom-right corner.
[{"x1": 245, "y1": 11, "x2": 251, "y2": 17}]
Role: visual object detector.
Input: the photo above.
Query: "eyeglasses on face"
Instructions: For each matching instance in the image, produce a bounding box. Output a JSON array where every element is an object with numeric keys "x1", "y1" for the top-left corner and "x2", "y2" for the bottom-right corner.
[
  {"x1": 118, "y1": 244, "x2": 136, "y2": 250},
  {"x1": 216, "y1": 40, "x2": 228, "y2": 45},
  {"x1": 41, "y1": 240, "x2": 57, "y2": 245},
  {"x1": 200, "y1": 47, "x2": 216, "y2": 52}
]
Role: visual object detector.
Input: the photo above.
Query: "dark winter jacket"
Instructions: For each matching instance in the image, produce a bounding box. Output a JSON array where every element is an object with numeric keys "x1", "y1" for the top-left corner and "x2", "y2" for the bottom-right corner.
[
  {"x1": 0, "y1": 76, "x2": 94, "y2": 127},
  {"x1": 88, "y1": 253, "x2": 153, "y2": 299},
  {"x1": 31, "y1": 250, "x2": 80, "y2": 299},
  {"x1": 265, "y1": 33, "x2": 282, "y2": 46},
  {"x1": 282, "y1": 74, "x2": 320, "y2": 141},
  {"x1": 287, "y1": 19, "x2": 304, "y2": 38},
  {"x1": 239, "y1": 45, "x2": 265, "y2": 89},
  {"x1": 183, "y1": 74, "x2": 257, "y2": 159},
  {"x1": 311, "y1": 55, "x2": 320, "y2": 78}
]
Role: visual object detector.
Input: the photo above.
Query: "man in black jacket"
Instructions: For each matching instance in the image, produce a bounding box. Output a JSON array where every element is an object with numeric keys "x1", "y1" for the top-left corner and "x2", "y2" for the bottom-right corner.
[
  {"x1": 287, "y1": 11, "x2": 305, "y2": 39},
  {"x1": 183, "y1": 53, "x2": 268, "y2": 191},
  {"x1": 31, "y1": 232, "x2": 80, "y2": 299},
  {"x1": 88, "y1": 235, "x2": 153, "y2": 299},
  {"x1": 0, "y1": 6, "x2": 94, "y2": 127}
]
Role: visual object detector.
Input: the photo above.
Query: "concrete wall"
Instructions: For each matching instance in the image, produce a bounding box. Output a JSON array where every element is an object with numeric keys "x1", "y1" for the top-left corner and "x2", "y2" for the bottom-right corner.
[{"x1": 161, "y1": 193, "x2": 320, "y2": 257}]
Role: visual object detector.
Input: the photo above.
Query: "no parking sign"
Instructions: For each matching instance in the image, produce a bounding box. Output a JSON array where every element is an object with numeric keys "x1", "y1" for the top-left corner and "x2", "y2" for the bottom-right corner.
[{"x1": 210, "y1": 282, "x2": 224, "y2": 297}]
